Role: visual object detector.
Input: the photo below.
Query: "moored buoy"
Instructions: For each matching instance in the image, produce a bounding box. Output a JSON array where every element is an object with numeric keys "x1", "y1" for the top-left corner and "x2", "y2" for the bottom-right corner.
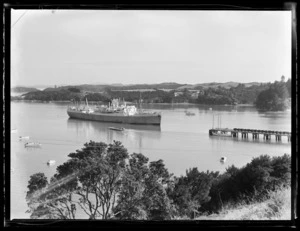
[{"x1": 220, "y1": 156, "x2": 227, "y2": 163}]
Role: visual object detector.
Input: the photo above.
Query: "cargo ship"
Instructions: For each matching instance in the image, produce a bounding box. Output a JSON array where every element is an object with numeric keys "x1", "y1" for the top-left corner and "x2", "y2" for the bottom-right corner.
[{"x1": 67, "y1": 98, "x2": 161, "y2": 125}]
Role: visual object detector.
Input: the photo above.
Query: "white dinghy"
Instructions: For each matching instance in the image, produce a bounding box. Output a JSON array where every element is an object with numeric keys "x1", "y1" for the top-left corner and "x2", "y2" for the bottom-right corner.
[
  {"x1": 47, "y1": 160, "x2": 56, "y2": 165},
  {"x1": 19, "y1": 136, "x2": 30, "y2": 140},
  {"x1": 25, "y1": 142, "x2": 42, "y2": 148}
]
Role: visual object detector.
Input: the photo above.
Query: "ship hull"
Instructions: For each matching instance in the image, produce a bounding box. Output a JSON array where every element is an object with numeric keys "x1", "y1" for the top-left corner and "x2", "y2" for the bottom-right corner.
[{"x1": 67, "y1": 109, "x2": 161, "y2": 125}]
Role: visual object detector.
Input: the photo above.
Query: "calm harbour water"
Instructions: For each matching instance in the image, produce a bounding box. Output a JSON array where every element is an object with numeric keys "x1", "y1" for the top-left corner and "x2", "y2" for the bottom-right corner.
[{"x1": 10, "y1": 101, "x2": 291, "y2": 219}]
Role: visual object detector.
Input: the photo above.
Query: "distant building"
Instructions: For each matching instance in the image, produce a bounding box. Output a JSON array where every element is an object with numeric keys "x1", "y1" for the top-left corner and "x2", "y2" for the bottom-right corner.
[
  {"x1": 174, "y1": 89, "x2": 201, "y2": 98},
  {"x1": 174, "y1": 91, "x2": 184, "y2": 97}
]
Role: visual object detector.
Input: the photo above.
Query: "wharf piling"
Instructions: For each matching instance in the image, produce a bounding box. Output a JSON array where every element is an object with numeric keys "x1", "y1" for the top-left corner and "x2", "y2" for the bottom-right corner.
[{"x1": 209, "y1": 128, "x2": 291, "y2": 142}]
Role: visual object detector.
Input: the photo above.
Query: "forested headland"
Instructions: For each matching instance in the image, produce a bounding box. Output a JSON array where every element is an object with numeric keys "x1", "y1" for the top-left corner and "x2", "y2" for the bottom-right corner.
[
  {"x1": 11, "y1": 77, "x2": 291, "y2": 111},
  {"x1": 255, "y1": 77, "x2": 291, "y2": 111},
  {"x1": 26, "y1": 140, "x2": 291, "y2": 220}
]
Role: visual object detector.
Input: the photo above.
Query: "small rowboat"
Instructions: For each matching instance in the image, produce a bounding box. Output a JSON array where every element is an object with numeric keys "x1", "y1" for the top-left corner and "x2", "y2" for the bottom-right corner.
[
  {"x1": 25, "y1": 142, "x2": 41, "y2": 147},
  {"x1": 47, "y1": 160, "x2": 56, "y2": 165},
  {"x1": 19, "y1": 136, "x2": 30, "y2": 140},
  {"x1": 108, "y1": 127, "x2": 125, "y2": 131}
]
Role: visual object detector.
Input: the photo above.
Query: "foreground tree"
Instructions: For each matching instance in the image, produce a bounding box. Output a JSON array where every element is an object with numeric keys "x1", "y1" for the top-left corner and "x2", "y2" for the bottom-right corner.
[
  {"x1": 112, "y1": 154, "x2": 176, "y2": 220},
  {"x1": 201, "y1": 154, "x2": 291, "y2": 213},
  {"x1": 26, "y1": 141, "x2": 174, "y2": 220},
  {"x1": 26, "y1": 141, "x2": 129, "y2": 219},
  {"x1": 168, "y1": 168, "x2": 218, "y2": 218}
]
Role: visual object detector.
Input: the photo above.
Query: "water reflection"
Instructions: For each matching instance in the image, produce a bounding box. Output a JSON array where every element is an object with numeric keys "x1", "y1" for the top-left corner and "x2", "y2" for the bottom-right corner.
[
  {"x1": 67, "y1": 118, "x2": 162, "y2": 150},
  {"x1": 257, "y1": 110, "x2": 291, "y2": 119},
  {"x1": 209, "y1": 135, "x2": 291, "y2": 146},
  {"x1": 67, "y1": 118, "x2": 161, "y2": 131}
]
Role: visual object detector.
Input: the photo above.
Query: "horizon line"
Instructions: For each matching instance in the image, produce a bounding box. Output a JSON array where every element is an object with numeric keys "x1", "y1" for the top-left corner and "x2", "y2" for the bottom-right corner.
[{"x1": 11, "y1": 80, "x2": 275, "y2": 88}]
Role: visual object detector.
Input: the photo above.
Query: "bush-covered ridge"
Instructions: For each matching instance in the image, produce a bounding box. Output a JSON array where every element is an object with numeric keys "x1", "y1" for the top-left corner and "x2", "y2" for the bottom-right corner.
[
  {"x1": 12, "y1": 78, "x2": 291, "y2": 111},
  {"x1": 26, "y1": 141, "x2": 291, "y2": 220},
  {"x1": 195, "y1": 186, "x2": 291, "y2": 220},
  {"x1": 11, "y1": 86, "x2": 40, "y2": 93},
  {"x1": 255, "y1": 77, "x2": 291, "y2": 111}
]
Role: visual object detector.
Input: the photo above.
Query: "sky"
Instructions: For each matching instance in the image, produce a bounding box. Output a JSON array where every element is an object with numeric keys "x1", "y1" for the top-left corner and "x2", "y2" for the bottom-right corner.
[{"x1": 11, "y1": 10, "x2": 292, "y2": 87}]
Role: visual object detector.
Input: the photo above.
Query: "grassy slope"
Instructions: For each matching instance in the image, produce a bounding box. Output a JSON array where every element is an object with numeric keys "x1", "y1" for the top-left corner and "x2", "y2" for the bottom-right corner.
[{"x1": 195, "y1": 186, "x2": 291, "y2": 220}]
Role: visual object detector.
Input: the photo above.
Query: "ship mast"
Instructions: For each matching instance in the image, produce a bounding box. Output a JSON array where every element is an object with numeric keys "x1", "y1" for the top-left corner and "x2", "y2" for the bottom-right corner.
[
  {"x1": 86, "y1": 98, "x2": 89, "y2": 108},
  {"x1": 212, "y1": 113, "x2": 222, "y2": 129},
  {"x1": 139, "y1": 91, "x2": 142, "y2": 110}
]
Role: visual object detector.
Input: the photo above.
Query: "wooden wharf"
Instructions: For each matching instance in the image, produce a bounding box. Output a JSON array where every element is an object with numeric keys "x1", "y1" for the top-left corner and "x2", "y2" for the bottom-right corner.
[{"x1": 209, "y1": 128, "x2": 291, "y2": 142}]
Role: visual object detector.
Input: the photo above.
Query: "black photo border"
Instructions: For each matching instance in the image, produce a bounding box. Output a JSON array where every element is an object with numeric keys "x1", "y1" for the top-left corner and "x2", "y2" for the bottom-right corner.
[{"x1": 3, "y1": 1, "x2": 298, "y2": 229}]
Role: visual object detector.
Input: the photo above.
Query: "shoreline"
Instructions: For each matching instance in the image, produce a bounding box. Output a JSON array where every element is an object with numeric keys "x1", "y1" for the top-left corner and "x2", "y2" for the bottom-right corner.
[{"x1": 10, "y1": 99, "x2": 254, "y2": 106}]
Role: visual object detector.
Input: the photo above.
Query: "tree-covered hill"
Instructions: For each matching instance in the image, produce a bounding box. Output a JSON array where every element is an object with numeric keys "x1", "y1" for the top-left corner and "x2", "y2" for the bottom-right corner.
[
  {"x1": 11, "y1": 86, "x2": 40, "y2": 93},
  {"x1": 110, "y1": 82, "x2": 186, "y2": 91},
  {"x1": 22, "y1": 88, "x2": 83, "y2": 101},
  {"x1": 255, "y1": 77, "x2": 291, "y2": 111},
  {"x1": 13, "y1": 78, "x2": 292, "y2": 111}
]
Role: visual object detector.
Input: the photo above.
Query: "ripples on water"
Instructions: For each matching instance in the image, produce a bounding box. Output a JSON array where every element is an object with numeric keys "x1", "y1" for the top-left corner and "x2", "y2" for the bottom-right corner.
[{"x1": 10, "y1": 102, "x2": 291, "y2": 219}]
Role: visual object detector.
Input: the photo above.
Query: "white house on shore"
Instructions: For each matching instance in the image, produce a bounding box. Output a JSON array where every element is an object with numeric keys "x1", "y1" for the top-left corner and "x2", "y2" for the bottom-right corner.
[{"x1": 174, "y1": 89, "x2": 202, "y2": 98}]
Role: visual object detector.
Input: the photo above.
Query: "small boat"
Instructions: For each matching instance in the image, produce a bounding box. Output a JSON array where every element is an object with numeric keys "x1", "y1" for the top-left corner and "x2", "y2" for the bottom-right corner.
[
  {"x1": 108, "y1": 127, "x2": 125, "y2": 131},
  {"x1": 25, "y1": 142, "x2": 41, "y2": 147},
  {"x1": 11, "y1": 129, "x2": 18, "y2": 133},
  {"x1": 220, "y1": 157, "x2": 227, "y2": 163},
  {"x1": 19, "y1": 136, "x2": 30, "y2": 140},
  {"x1": 47, "y1": 160, "x2": 56, "y2": 165}
]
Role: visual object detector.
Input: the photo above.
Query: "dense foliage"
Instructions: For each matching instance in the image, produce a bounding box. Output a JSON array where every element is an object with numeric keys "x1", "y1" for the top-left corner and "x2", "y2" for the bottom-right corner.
[
  {"x1": 15, "y1": 78, "x2": 291, "y2": 112},
  {"x1": 68, "y1": 87, "x2": 81, "y2": 93},
  {"x1": 26, "y1": 141, "x2": 174, "y2": 220},
  {"x1": 255, "y1": 78, "x2": 290, "y2": 111},
  {"x1": 11, "y1": 87, "x2": 40, "y2": 93},
  {"x1": 168, "y1": 169, "x2": 218, "y2": 218},
  {"x1": 196, "y1": 87, "x2": 236, "y2": 105},
  {"x1": 85, "y1": 93, "x2": 110, "y2": 102},
  {"x1": 201, "y1": 154, "x2": 291, "y2": 213},
  {"x1": 107, "y1": 89, "x2": 175, "y2": 103},
  {"x1": 26, "y1": 141, "x2": 291, "y2": 220},
  {"x1": 229, "y1": 83, "x2": 270, "y2": 104},
  {"x1": 110, "y1": 83, "x2": 185, "y2": 91},
  {"x1": 22, "y1": 89, "x2": 81, "y2": 101}
]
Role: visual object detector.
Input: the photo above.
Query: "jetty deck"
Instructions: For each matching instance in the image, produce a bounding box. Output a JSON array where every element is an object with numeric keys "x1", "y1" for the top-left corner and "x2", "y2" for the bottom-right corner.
[{"x1": 209, "y1": 128, "x2": 291, "y2": 141}]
